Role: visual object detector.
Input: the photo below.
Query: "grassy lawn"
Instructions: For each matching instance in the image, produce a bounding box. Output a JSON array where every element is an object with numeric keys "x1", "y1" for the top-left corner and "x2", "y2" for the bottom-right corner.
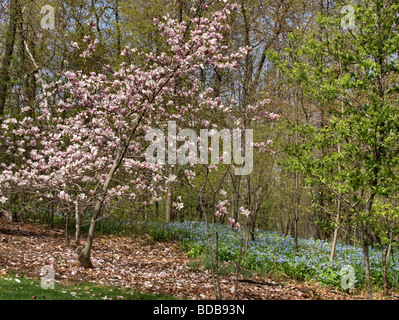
[{"x1": 0, "y1": 273, "x2": 176, "y2": 300}]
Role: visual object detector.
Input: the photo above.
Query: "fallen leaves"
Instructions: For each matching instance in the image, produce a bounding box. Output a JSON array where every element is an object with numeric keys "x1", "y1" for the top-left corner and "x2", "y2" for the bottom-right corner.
[{"x1": 0, "y1": 220, "x2": 397, "y2": 300}]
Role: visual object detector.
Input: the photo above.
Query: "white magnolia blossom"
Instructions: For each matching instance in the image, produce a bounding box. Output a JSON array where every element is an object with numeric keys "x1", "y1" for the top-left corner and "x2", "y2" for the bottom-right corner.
[
  {"x1": 173, "y1": 202, "x2": 184, "y2": 210},
  {"x1": 165, "y1": 174, "x2": 177, "y2": 184},
  {"x1": 240, "y1": 206, "x2": 250, "y2": 217}
]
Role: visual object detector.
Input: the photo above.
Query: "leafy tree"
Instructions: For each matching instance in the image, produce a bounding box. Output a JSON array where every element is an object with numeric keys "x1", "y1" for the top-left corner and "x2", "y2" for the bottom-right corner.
[{"x1": 272, "y1": 0, "x2": 399, "y2": 298}]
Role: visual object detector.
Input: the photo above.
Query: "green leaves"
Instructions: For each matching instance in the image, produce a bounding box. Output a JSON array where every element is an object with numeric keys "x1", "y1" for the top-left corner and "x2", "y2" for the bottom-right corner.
[{"x1": 274, "y1": 1, "x2": 399, "y2": 262}]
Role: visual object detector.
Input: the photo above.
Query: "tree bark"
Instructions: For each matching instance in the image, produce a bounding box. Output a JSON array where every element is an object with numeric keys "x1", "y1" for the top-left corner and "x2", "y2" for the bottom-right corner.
[
  {"x1": 165, "y1": 165, "x2": 177, "y2": 223},
  {"x1": 78, "y1": 149, "x2": 125, "y2": 268},
  {"x1": 0, "y1": 0, "x2": 19, "y2": 116},
  {"x1": 114, "y1": 0, "x2": 121, "y2": 58},
  {"x1": 363, "y1": 194, "x2": 375, "y2": 300},
  {"x1": 75, "y1": 198, "x2": 82, "y2": 246},
  {"x1": 382, "y1": 243, "x2": 389, "y2": 296},
  {"x1": 165, "y1": 185, "x2": 173, "y2": 223},
  {"x1": 294, "y1": 82, "x2": 300, "y2": 254},
  {"x1": 65, "y1": 212, "x2": 70, "y2": 246},
  {"x1": 330, "y1": 204, "x2": 340, "y2": 261},
  {"x1": 330, "y1": 57, "x2": 345, "y2": 262},
  {"x1": 310, "y1": 108, "x2": 324, "y2": 239},
  {"x1": 362, "y1": 232, "x2": 373, "y2": 299},
  {"x1": 173, "y1": 0, "x2": 183, "y2": 22}
]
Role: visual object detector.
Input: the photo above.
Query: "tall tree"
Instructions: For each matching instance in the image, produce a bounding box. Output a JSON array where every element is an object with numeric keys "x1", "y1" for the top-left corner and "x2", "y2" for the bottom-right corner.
[
  {"x1": 0, "y1": 0, "x2": 19, "y2": 116},
  {"x1": 276, "y1": 0, "x2": 399, "y2": 298}
]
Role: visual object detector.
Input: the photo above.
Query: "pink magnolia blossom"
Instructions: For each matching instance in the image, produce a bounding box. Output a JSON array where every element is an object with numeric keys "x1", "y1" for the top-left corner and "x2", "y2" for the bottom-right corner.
[{"x1": 0, "y1": 1, "x2": 277, "y2": 267}]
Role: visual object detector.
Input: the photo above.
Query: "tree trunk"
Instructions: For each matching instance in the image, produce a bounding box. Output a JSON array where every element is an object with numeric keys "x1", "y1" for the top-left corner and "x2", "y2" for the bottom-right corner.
[
  {"x1": 382, "y1": 244, "x2": 389, "y2": 296},
  {"x1": 330, "y1": 200, "x2": 341, "y2": 262},
  {"x1": 114, "y1": 0, "x2": 121, "y2": 57},
  {"x1": 75, "y1": 199, "x2": 82, "y2": 246},
  {"x1": 173, "y1": 0, "x2": 183, "y2": 22},
  {"x1": 165, "y1": 165, "x2": 176, "y2": 223},
  {"x1": 78, "y1": 149, "x2": 125, "y2": 268},
  {"x1": 65, "y1": 212, "x2": 70, "y2": 246},
  {"x1": 294, "y1": 171, "x2": 299, "y2": 254},
  {"x1": 0, "y1": 0, "x2": 19, "y2": 116},
  {"x1": 78, "y1": 212, "x2": 97, "y2": 268},
  {"x1": 77, "y1": 105, "x2": 146, "y2": 267},
  {"x1": 164, "y1": 0, "x2": 182, "y2": 223},
  {"x1": 310, "y1": 108, "x2": 324, "y2": 239},
  {"x1": 331, "y1": 60, "x2": 345, "y2": 262},
  {"x1": 362, "y1": 234, "x2": 373, "y2": 299},
  {"x1": 246, "y1": 177, "x2": 255, "y2": 242},
  {"x1": 363, "y1": 194, "x2": 374, "y2": 300},
  {"x1": 19, "y1": 7, "x2": 36, "y2": 116},
  {"x1": 294, "y1": 82, "x2": 300, "y2": 254},
  {"x1": 165, "y1": 186, "x2": 173, "y2": 223}
]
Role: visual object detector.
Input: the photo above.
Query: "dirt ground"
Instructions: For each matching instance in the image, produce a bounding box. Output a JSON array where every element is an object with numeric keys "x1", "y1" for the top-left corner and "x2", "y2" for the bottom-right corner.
[{"x1": 0, "y1": 219, "x2": 397, "y2": 300}]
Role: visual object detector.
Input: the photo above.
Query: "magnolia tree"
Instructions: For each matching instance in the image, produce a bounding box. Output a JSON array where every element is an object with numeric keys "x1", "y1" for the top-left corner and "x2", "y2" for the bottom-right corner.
[{"x1": 0, "y1": 1, "x2": 259, "y2": 268}]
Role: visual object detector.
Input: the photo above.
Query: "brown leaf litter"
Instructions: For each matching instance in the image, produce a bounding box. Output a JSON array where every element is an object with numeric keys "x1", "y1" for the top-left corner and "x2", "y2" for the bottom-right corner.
[{"x1": 0, "y1": 219, "x2": 397, "y2": 300}]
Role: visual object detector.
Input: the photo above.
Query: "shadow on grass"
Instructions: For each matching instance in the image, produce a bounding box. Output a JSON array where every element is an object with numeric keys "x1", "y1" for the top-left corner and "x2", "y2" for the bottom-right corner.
[{"x1": 0, "y1": 272, "x2": 177, "y2": 300}]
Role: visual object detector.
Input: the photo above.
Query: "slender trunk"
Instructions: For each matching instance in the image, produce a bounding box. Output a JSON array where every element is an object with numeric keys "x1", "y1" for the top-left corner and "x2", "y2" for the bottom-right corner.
[
  {"x1": 311, "y1": 106, "x2": 324, "y2": 239},
  {"x1": 65, "y1": 212, "x2": 70, "y2": 246},
  {"x1": 77, "y1": 107, "x2": 146, "y2": 267},
  {"x1": 75, "y1": 199, "x2": 82, "y2": 246},
  {"x1": 173, "y1": 0, "x2": 183, "y2": 22},
  {"x1": 331, "y1": 57, "x2": 345, "y2": 262},
  {"x1": 78, "y1": 149, "x2": 125, "y2": 267},
  {"x1": 311, "y1": 0, "x2": 325, "y2": 238},
  {"x1": 200, "y1": 193, "x2": 222, "y2": 299},
  {"x1": 114, "y1": 0, "x2": 121, "y2": 59},
  {"x1": 165, "y1": 0, "x2": 182, "y2": 223},
  {"x1": 244, "y1": 177, "x2": 251, "y2": 256},
  {"x1": 165, "y1": 187, "x2": 173, "y2": 223},
  {"x1": 214, "y1": 224, "x2": 221, "y2": 297},
  {"x1": 0, "y1": 0, "x2": 19, "y2": 116},
  {"x1": 363, "y1": 194, "x2": 375, "y2": 300},
  {"x1": 78, "y1": 209, "x2": 98, "y2": 268},
  {"x1": 294, "y1": 171, "x2": 299, "y2": 255},
  {"x1": 386, "y1": 228, "x2": 394, "y2": 259},
  {"x1": 382, "y1": 244, "x2": 389, "y2": 296},
  {"x1": 19, "y1": 10, "x2": 36, "y2": 115},
  {"x1": 144, "y1": 199, "x2": 148, "y2": 221},
  {"x1": 250, "y1": 213, "x2": 256, "y2": 241},
  {"x1": 231, "y1": 192, "x2": 236, "y2": 226},
  {"x1": 165, "y1": 165, "x2": 176, "y2": 223},
  {"x1": 244, "y1": 221, "x2": 249, "y2": 258},
  {"x1": 362, "y1": 234, "x2": 373, "y2": 299},
  {"x1": 232, "y1": 176, "x2": 241, "y2": 223},
  {"x1": 330, "y1": 199, "x2": 341, "y2": 261},
  {"x1": 285, "y1": 217, "x2": 290, "y2": 236},
  {"x1": 294, "y1": 82, "x2": 300, "y2": 254},
  {"x1": 232, "y1": 227, "x2": 244, "y2": 300},
  {"x1": 49, "y1": 193, "x2": 55, "y2": 229},
  {"x1": 188, "y1": 168, "x2": 223, "y2": 300}
]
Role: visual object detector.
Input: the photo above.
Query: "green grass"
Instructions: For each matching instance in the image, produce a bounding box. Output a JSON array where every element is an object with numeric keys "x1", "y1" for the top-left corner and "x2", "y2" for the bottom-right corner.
[{"x1": 0, "y1": 272, "x2": 177, "y2": 300}]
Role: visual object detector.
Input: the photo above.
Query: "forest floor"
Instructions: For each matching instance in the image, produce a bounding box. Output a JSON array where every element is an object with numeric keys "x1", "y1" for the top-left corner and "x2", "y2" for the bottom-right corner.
[{"x1": 0, "y1": 219, "x2": 397, "y2": 300}]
